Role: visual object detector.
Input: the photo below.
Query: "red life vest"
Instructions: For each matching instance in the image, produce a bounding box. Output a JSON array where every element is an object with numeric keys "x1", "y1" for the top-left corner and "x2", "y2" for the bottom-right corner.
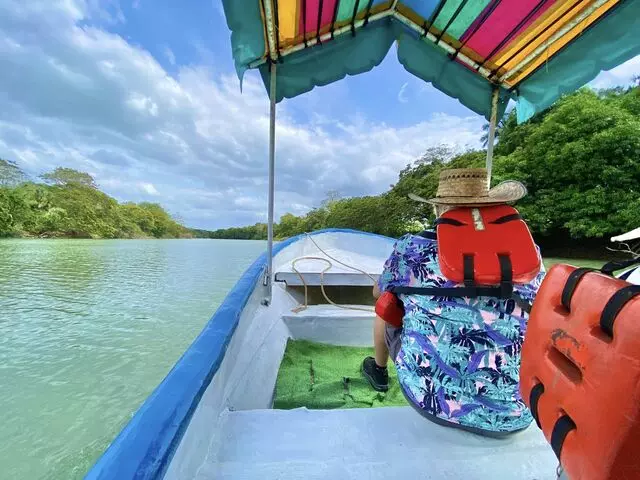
[
  {"x1": 376, "y1": 205, "x2": 540, "y2": 327},
  {"x1": 520, "y1": 262, "x2": 640, "y2": 480},
  {"x1": 435, "y1": 205, "x2": 540, "y2": 287}
]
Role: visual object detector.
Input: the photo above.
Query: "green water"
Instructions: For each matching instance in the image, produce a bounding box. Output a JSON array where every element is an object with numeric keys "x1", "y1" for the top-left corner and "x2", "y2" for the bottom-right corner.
[{"x1": 0, "y1": 239, "x2": 266, "y2": 480}]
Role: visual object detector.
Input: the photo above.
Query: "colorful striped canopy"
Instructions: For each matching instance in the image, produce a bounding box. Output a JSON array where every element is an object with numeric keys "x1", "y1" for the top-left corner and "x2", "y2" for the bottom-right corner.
[{"x1": 222, "y1": 0, "x2": 640, "y2": 122}]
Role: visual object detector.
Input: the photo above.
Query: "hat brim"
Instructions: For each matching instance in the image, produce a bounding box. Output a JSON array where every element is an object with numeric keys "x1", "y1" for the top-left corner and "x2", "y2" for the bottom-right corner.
[{"x1": 409, "y1": 180, "x2": 527, "y2": 206}]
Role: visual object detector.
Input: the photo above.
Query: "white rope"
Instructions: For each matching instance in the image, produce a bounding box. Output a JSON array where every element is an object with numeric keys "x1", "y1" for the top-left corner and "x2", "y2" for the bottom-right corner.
[{"x1": 290, "y1": 233, "x2": 376, "y2": 313}]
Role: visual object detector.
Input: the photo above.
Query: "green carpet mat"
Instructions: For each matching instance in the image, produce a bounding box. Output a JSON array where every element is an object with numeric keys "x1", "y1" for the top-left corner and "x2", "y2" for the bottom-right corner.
[{"x1": 273, "y1": 339, "x2": 408, "y2": 410}]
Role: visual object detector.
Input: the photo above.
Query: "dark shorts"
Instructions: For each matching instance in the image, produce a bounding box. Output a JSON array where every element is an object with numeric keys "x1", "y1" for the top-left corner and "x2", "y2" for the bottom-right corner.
[{"x1": 384, "y1": 324, "x2": 402, "y2": 361}]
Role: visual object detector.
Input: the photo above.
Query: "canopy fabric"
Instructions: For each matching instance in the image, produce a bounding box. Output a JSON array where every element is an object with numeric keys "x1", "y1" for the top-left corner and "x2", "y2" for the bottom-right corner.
[{"x1": 222, "y1": 0, "x2": 640, "y2": 122}]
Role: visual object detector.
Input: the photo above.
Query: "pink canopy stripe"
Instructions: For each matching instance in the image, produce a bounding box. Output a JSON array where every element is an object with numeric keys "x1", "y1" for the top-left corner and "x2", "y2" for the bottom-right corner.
[
  {"x1": 298, "y1": 0, "x2": 340, "y2": 36},
  {"x1": 463, "y1": 0, "x2": 558, "y2": 61}
]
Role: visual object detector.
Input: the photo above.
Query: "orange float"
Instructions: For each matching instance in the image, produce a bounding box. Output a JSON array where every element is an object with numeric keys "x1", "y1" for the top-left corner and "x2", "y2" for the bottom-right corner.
[{"x1": 520, "y1": 264, "x2": 640, "y2": 480}]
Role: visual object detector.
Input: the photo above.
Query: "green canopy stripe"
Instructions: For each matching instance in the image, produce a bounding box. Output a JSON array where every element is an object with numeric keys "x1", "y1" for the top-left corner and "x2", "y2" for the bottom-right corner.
[{"x1": 433, "y1": 0, "x2": 492, "y2": 40}]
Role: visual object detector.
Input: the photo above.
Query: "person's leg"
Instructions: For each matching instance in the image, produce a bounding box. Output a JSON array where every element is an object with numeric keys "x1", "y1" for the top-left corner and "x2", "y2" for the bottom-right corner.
[
  {"x1": 374, "y1": 315, "x2": 389, "y2": 367},
  {"x1": 362, "y1": 316, "x2": 401, "y2": 392}
]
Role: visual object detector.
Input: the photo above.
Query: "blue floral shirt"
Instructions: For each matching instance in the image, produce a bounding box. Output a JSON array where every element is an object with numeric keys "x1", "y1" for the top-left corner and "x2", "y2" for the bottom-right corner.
[{"x1": 378, "y1": 232, "x2": 546, "y2": 433}]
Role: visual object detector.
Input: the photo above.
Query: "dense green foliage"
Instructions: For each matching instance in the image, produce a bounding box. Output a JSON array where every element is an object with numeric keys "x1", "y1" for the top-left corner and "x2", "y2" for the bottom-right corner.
[
  {"x1": 493, "y1": 88, "x2": 640, "y2": 242},
  {"x1": 0, "y1": 167, "x2": 189, "y2": 239},
  {"x1": 200, "y1": 223, "x2": 268, "y2": 240},
  {"x1": 208, "y1": 85, "x2": 640, "y2": 250}
]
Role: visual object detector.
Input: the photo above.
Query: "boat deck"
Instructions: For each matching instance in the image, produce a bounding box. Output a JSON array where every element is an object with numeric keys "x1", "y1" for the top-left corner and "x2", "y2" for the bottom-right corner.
[
  {"x1": 282, "y1": 305, "x2": 374, "y2": 346},
  {"x1": 193, "y1": 327, "x2": 558, "y2": 480},
  {"x1": 195, "y1": 407, "x2": 558, "y2": 480}
]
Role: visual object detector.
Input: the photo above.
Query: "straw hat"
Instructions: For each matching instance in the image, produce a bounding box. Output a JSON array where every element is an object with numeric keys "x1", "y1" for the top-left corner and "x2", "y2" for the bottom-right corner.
[{"x1": 408, "y1": 168, "x2": 527, "y2": 206}]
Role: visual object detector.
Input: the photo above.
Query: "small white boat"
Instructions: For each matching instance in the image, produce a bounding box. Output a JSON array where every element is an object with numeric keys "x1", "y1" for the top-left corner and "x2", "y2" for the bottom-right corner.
[{"x1": 86, "y1": 229, "x2": 558, "y2": 479}]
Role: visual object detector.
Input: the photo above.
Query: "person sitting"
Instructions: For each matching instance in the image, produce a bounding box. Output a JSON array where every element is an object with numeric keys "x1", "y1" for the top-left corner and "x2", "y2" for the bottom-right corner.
[{"x1": 362, "y1": 168, "x2": 545, "y2": 437}]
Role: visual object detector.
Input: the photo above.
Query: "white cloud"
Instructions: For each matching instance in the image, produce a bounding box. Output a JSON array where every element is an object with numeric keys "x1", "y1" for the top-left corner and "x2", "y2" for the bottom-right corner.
[
  {"x1": 163, "y1": 46, "x2": 176, "y2": 66},
  {"x1": 139, "y1": 182, "x2": 159, "y2": 195},
  {"x1": 0, "y1": 0, "x2": 484, "y2": 229},
  {"x1": 590, "y1": 55, "x2": 640, "y2": 89},
  {"x1": 398, "y1": 82, "x2": 409, "y2": 103}
]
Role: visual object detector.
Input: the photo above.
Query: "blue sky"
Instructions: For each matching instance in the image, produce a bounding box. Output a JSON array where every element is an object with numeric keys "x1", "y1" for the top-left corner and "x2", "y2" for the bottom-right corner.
[{"x1": 0, "y1": 1, "x2": 638, "y2": 229}]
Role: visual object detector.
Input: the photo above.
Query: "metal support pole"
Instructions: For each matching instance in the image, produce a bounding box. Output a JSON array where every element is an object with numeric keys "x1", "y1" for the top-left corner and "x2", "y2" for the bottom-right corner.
[
  {"x1": 485, "y1": 87, "x2": 500, "y2": 187},
  {"x1": 264, "y1": 62, "x2": 277, "y2": 305}
]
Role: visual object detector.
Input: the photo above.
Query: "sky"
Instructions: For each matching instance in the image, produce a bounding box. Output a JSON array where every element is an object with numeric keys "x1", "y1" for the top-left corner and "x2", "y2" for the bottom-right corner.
[{"x1": 0, "y1": 1, "x2": 639, "y2": 230}]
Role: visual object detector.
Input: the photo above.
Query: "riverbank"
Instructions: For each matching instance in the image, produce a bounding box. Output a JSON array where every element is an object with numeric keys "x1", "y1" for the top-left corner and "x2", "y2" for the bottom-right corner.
[
  {"x1": 1, "y1": 231, "x2": 194, "y2": 240},
  {"x1": 1, "y1": 167, "x2": 189, "y2": 239}
]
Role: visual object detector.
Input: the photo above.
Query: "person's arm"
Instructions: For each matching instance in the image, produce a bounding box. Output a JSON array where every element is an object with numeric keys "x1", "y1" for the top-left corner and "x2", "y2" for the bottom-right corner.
[{"x1": 374, "y1": 236, "x2": 409, "y2": 299}]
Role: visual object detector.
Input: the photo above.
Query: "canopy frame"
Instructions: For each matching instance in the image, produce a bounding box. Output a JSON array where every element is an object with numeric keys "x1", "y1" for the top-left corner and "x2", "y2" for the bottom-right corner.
[
  {"x1": 263, "y1": 62, "x2": 278, "y2": 305},
  {"x1": 485, "y1": 86, "x2": 500, "y2": 187},
  {"x1": 252, "y1": 2, "x2": 513, "y2": 88},
  {"x1": 248, "y1": 0, "x2": 624, "y2": 92}
]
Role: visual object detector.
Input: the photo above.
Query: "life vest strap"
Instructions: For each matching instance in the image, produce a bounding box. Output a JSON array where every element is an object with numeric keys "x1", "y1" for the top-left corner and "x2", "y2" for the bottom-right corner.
[
  {"x1": 529, "y1": 383, "x2": 545, "y2": 429},
  {"x1": 490, "y1": 213, "x2": 523, "y2": 224},
  {"x1": 416, "y1": 230, "x2": 437, "y2": 240},
  {"x1": 600, "y1": 285, "x2": 640, "y2": 338},
  {"x1": 433, "y1": 213, "x2": 524, "y2": 227},
  {"x1": 393, "y1": 285, "x2": 508, "y2": 297},
  {"x1": 561, "y1": 267, "x2": 597, "y2": 311},
  {"x1": 394, "y1": 252, "x2": 517, "y2": 301},
  {"x1": 433, "y1": 217, "x2": 465, "y2": 227},
  {"x1": 529, "y1": 381, "x2": 579, "y2": 463},
  {"x1": 550, "y1": 415, "x2": 577, "y2": 461},
  {"x1": 498, "y1": 254, "x2": 513, "y2": 297},
  {"x1": 463, "y1": 254, "x2": 474, "y2": 286},
  {"x1": 560, "y1": 257, "x2": 640, "y2": 312},
  {"x1": 391, "y1": 285, "x2": 534, "y2": 316}
]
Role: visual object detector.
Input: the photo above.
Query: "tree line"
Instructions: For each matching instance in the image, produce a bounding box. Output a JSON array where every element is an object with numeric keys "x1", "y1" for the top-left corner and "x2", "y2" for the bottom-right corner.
[
  {"x1": 0, "y1": 164, "x2": 189, "y2": 239},
  {"x1": 204, "y1": 84, "x2": 640, "y2": 254},
  {"x1": 2, "y1": 83, "x2": 638, "y2": 245}
]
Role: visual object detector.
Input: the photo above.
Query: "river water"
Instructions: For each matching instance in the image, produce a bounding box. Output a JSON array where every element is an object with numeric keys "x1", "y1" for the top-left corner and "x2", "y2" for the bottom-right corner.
[{"x1": 0, "y1": 239, "x2": 266, "y2": 480}]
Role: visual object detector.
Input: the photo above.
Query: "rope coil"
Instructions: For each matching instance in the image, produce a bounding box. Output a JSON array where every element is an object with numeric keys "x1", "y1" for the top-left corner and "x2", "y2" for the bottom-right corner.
[{"x1": 290, "y1": 233, "x2": 376, "y2": 313}]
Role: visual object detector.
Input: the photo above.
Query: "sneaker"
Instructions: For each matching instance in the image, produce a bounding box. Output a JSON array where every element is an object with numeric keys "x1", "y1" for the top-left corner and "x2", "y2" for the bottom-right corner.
[{"x1": 362, "y1": 356, "x2": 389, "y2": 392}]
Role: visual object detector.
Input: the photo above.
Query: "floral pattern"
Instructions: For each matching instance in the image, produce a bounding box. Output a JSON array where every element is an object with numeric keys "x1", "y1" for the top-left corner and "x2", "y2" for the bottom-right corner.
[{"x1": 378, "y1": 232, "x2": 545, "y2": 433}]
